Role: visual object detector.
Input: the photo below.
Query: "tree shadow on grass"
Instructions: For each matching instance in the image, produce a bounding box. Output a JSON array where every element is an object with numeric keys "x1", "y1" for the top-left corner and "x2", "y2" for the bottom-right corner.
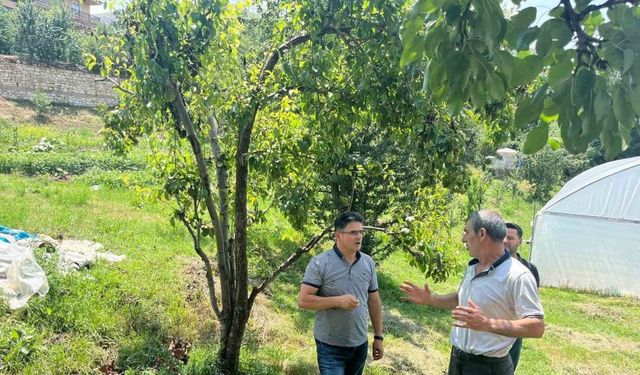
[
  {"x1": 115, "y1": 298, "x2": 185, "y2": 374},
  {"x1": 377, "y1": 273, "x2": 453, "y2": 347}
]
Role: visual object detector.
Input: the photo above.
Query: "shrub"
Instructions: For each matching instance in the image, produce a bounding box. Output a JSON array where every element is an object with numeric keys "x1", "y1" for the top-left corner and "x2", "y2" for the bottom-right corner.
[
  {"x1": 0, "y1": 152, "x2": 144, "y2": 176},
  {"x1": 0, "y1": 8, "x2": 14, "y2": 54},
  {"x1": 32, "y1": 90, "x2": 53, "y2": 119},
  {"x1": 515, "y1": 146, "x2": 588, "y2": 202}
]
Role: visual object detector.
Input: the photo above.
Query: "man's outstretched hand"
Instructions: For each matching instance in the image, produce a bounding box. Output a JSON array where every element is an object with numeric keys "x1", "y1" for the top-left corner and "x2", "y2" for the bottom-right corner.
[{"x1": 399, "y1": 281, "x2": 432, "y2": 305}]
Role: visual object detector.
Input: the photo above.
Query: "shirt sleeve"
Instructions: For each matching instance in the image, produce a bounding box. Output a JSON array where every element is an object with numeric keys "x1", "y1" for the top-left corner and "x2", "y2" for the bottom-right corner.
[
  {"x1": 530, "y1": 264, "x2": 541, "y2": 288},
  {"x1": 368, "y1": 258, "x2": 379, "y2": 293},
  {"x1": 302, "y1": 256, "x2": 323, "y2": 289},
  {"x1": 512, "y1": 271, "x2": 544, "y2": 319}
]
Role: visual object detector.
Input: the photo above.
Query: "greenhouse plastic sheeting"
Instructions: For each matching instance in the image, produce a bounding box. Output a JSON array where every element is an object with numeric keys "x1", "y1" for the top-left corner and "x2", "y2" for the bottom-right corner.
[
  {"x1": 0, "y1": 240, "x2": 49, "y2": 309},
  {"x1": 531, "y1": 156, "x2": 640, "y2": 297}
]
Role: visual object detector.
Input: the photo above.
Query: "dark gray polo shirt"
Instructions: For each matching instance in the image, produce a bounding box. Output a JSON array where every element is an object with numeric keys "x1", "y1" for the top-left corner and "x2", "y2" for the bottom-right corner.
[{"x1": 302, "y1": 245, "x2": 379, "y2": 347}]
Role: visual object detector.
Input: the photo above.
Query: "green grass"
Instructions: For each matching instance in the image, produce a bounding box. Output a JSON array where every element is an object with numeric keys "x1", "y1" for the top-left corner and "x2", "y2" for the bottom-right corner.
[{"x1": 0, "y1": 108, "x2": 638, "y2": 374}]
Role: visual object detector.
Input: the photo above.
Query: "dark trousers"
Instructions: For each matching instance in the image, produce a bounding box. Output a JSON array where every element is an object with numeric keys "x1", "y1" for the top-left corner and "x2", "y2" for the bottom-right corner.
[
  {"x1": 448, "y1": 346, "x2": 514, "y2": 375},
  {"x1": 315, "y1": 339, "x2": 368, "y2": 375},
  {"x1": 509, "y1": 337, "x2": 523, "y2": 371}
]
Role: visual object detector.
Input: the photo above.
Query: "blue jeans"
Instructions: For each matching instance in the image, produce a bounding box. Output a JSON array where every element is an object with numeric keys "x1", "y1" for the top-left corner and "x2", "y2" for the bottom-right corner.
[
  {"x1": 315, "y1": 339, "x2": 368, "y2": 375},
  {"x1": 509, "y1": 338, "x2": 523, "y2": 371}
]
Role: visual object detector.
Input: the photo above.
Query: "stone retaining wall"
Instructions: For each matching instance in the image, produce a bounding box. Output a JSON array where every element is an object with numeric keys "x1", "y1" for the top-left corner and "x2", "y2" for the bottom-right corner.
[{"x1": 0, "y1": 55, "x2": 118, "y2": 107}]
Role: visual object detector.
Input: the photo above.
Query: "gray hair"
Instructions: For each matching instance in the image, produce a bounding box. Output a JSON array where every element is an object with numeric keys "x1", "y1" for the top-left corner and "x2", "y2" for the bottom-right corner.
[{"x1": 467, "y1": 210, "x2": 506, "y2": 242}]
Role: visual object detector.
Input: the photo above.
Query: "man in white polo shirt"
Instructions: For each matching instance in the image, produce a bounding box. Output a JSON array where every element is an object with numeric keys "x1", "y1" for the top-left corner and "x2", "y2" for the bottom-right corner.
[{"x1": 400, "y1": 210, "x2": 544, "y2": 375}]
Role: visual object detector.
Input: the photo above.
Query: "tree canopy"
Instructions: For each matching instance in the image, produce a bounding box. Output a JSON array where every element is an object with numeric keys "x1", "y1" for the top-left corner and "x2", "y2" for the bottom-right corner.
[{"x1": 401, "y1": 0, "x2": 640, "y2": 160}]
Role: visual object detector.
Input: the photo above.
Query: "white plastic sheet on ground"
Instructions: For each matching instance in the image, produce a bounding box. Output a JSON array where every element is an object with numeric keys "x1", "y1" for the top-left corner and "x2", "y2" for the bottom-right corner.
[
  {"x1": 531, "y1": 156, "x2": 640, "y2": 297},
  {"x1": 0, "y1": 232, "x2": 126, "y2": 309},
  {"x1": 0, "y1": 240, "x2": 49, "y2": 309}
]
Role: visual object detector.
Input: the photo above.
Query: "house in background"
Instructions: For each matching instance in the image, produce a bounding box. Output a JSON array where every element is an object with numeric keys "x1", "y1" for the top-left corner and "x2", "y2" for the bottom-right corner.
[{"x1": 1, "y1": 0, "x2": 102, "y2": 29}]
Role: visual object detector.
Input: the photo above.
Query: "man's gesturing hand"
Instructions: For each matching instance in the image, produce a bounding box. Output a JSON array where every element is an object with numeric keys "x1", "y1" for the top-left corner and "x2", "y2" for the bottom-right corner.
[
  {"x1": 451, "y1": 300, "x2": 489, "y2": 331},
  {"x1": 339, "y1": 294, "x2": 360, "y2": 310},
  {"x1": 399, "y1": 281, "x2": 432, "y2": 305}
]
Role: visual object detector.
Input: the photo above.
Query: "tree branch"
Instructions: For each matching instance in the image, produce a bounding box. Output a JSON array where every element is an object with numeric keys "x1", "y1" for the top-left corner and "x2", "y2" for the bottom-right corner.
[
  {"x1": 96, "y1": 76, "x2": 135, "y2": 95},
  {"x1": 165, "y1": 79, "x2": 233, "y2": 316},
  {"x1": 247, "y1": 224, "x2": 334, "y2": 310},
  {"x1": 208, "y1": 113, "x2": 230, "y2": 258},
  {"x1": 258, "y1": 26, "x2": 352, "y2": 84},
  {"x1": 579, "y1": 0, "x2": 638, "y2": 19},
  {"x1": 177, "y1": 209, "x2": 222, "y2": 320}
]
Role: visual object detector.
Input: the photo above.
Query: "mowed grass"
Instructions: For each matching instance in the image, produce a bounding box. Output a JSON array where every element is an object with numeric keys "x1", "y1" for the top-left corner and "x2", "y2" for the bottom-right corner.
[{"x1": 0, "y1": 102, "x2": 639, "y2": 374}]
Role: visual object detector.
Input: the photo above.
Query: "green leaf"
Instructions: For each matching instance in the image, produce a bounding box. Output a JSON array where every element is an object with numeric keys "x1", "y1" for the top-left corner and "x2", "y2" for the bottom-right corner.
[
  {"x1": 487, "y1": 73, "x2": 506, "y2": 101},
  {"x1": 571, "y1": 68, "x2": 596, "y2": 106},
  {"x1": 523, "y1": 123, "x2": 549, "y2": 154},
  {"x1": 470, "y1": 81, "x2": 488, "y2": 107},
  {"x1": 400, "y1": 38, "x2": 424, "y2": 67},
  {"x1": 548, "y1": 136, "x2": 563, "y2": 150},
  {"x1": 630, "y1": 84, "x2": 640, "y2": 116},
  {"x1": 514, "y1": 84, "x2": 547, "y2": 128},
  {"x1": 511, "y1": 7, "x2": 537, "y2": 31},
  {"x1": 535, "y1": 23, "x2": 552, "y2": 56},
  {"x1": 580, "y1": 106, "x2": 601, "y2": 142},
  {"x1": 601, "y1": 129, "x2": 622, "y2": 161},
  {"x1": 545, "y1": 19, "x2": 573, "y2": 50},
  {"x1": 427, "y1": 59, "x2": 445, "y2": 90},
  {"x1": 549, "y1": 6, "x2": 565, "y2": 18},
  {"x1": 612, "y1": 85, "x2": 635, "y2": 127},
  {"x1": 583, "y1": 11, "x2": 604, "y2": 35},
  {"x1": 506, "y1": 7, "x2": 536, "y2": 47},
  {"x1": 495, "y1": 51, "x2": 515, "y2": 80},
  {"x1": 512, "y1": 55, "x2": 544, "y2": 86},
  {"x1": 515, "y1": 27, "x2": 539, "y2": 51},
  {"x1": 85, "y1": 53, "x2": 97, "y2": 72},
  {"x1": 593, "y1": 91, "x2": 612, "y2": 122},
  {"x1": 445, "y1": 4, "x2": 462, "y2": 24},
  {"x1": 548, "y1": 59, "x2": 573, "y2": 87},
  {"x1": 623, "y1": 50, "x2": 634, "y2": 73}
]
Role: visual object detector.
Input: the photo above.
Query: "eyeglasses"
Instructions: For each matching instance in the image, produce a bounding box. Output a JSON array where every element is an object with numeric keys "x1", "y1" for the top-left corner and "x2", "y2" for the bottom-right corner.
[{"x1": 337, "y1": 230, "x2": 366, "y2": 236}]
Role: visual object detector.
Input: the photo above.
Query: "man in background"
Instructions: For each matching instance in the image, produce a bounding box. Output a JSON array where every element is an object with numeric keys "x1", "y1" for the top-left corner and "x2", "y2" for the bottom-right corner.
[{"x1": 504, "y1": 222, "x2": 540, "y2": 371}]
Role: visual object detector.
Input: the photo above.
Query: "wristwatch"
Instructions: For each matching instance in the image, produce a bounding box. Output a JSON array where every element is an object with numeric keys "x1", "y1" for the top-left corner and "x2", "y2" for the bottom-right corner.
[{"x1": 373, "y1": 335, "x2": 384, "y2": 341}]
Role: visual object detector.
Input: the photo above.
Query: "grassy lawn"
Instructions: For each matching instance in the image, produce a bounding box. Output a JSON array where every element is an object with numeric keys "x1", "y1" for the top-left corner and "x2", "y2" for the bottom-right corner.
[{"x1": 0, "y1": 100, "x2": 639, "y2": 374}]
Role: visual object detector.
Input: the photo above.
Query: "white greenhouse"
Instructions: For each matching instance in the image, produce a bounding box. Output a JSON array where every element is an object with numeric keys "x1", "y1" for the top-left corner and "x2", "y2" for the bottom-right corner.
[{"x1": 531, "y1": 156, "x2": 640, "y2": 297}]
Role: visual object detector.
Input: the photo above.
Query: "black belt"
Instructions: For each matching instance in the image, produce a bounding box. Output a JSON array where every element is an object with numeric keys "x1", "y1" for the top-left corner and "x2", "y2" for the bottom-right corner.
[{"x1": 452, "y1": 347, "x2": 509, "y2": 364}]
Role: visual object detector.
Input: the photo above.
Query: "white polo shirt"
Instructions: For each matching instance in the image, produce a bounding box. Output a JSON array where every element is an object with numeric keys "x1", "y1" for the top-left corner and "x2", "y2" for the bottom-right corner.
[{"x1": 451, "y1": 251, "x2": 544, "y2": 357}]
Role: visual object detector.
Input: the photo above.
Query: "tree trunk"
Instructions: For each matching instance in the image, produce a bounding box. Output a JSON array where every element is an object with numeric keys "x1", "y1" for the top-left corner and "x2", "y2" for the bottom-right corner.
[{"x1": 217, "y1": 312, "x2": 248, "y2": 374}]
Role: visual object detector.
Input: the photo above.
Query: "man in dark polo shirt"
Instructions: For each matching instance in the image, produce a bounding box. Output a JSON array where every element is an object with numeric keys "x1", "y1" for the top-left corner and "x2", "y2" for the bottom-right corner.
[
  {"x1": 504, "y1": 222, "x2": 540, "y2": 371},
  {"x1": 400, "y1": 210, "x2": 544, "y2": 375},
  {"x1": 298, "y1": 211, "x2": 384, "y2": 375}
]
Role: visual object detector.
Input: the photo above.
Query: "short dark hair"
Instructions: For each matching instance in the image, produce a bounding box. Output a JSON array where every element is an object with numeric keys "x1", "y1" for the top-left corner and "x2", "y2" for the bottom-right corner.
[
  {"x1": 467, "y1": 210, "x2": 506, "y2": 242},
  {"x1": 506, "y1": 222, "x2": 523, "y2": 239},
  {"x1": 334, "y1": 211, "x2": 364, "y2": 231}
]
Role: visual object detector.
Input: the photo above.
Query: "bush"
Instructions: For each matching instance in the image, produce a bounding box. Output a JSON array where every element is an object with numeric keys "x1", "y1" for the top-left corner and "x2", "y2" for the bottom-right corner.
[
  {"x1": 0, "y1": 8, "x2": 14, "y2": 54},
  {"x1": 515, "y1": 146, "x2": 588, "y2": 202},
  {"x1": 11, "y1": 1, "x2": 81, "y2": 64},
  {"x1": 0, "y1": 152, "x2": 144, "y2": 176},
  {"x1": 32, "y1": 90, "x2": 53, "y2": 118}
]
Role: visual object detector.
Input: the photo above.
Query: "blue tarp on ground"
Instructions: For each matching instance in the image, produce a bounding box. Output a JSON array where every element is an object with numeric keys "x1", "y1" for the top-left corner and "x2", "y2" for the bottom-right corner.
[{"x1": 0, "y1": 225, "x2": 36, "y2": 243}]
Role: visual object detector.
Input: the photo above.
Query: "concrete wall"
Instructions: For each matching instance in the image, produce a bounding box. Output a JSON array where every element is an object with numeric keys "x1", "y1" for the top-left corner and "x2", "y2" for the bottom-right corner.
[{"x1": 0, "y1": 55, "x2": 118, "y2": 108}]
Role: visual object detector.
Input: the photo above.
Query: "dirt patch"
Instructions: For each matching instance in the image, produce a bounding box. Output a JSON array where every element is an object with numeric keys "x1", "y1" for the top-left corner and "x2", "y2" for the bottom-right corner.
[
  {"x1": 376, "y1": 340, "x2": 448, "y2": 375},
  {"x1": 0, "y1": 97, "x2": 102, "y2": 131},
  {"x1": 575, "y1": 302, "x2": 625, "y2": 321},
  {"x1": 181, "y1": 257, "x2": 220, "y2": 341}
]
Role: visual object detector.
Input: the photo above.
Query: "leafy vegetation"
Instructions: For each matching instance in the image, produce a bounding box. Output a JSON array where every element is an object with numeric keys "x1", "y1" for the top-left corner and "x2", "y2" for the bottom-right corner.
[
  {"x1": 401, "y1": 0, "x2": 640, "y2": 160},
  {"x1": 0, "y1": 103, "x2": 639, "y2": 374},
  {"x1": 0, "y1": 0, "x2": 110, "y2": 66},
  {"x1": 89, "y1": 0, "x2": 481, "y2": 369}
]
